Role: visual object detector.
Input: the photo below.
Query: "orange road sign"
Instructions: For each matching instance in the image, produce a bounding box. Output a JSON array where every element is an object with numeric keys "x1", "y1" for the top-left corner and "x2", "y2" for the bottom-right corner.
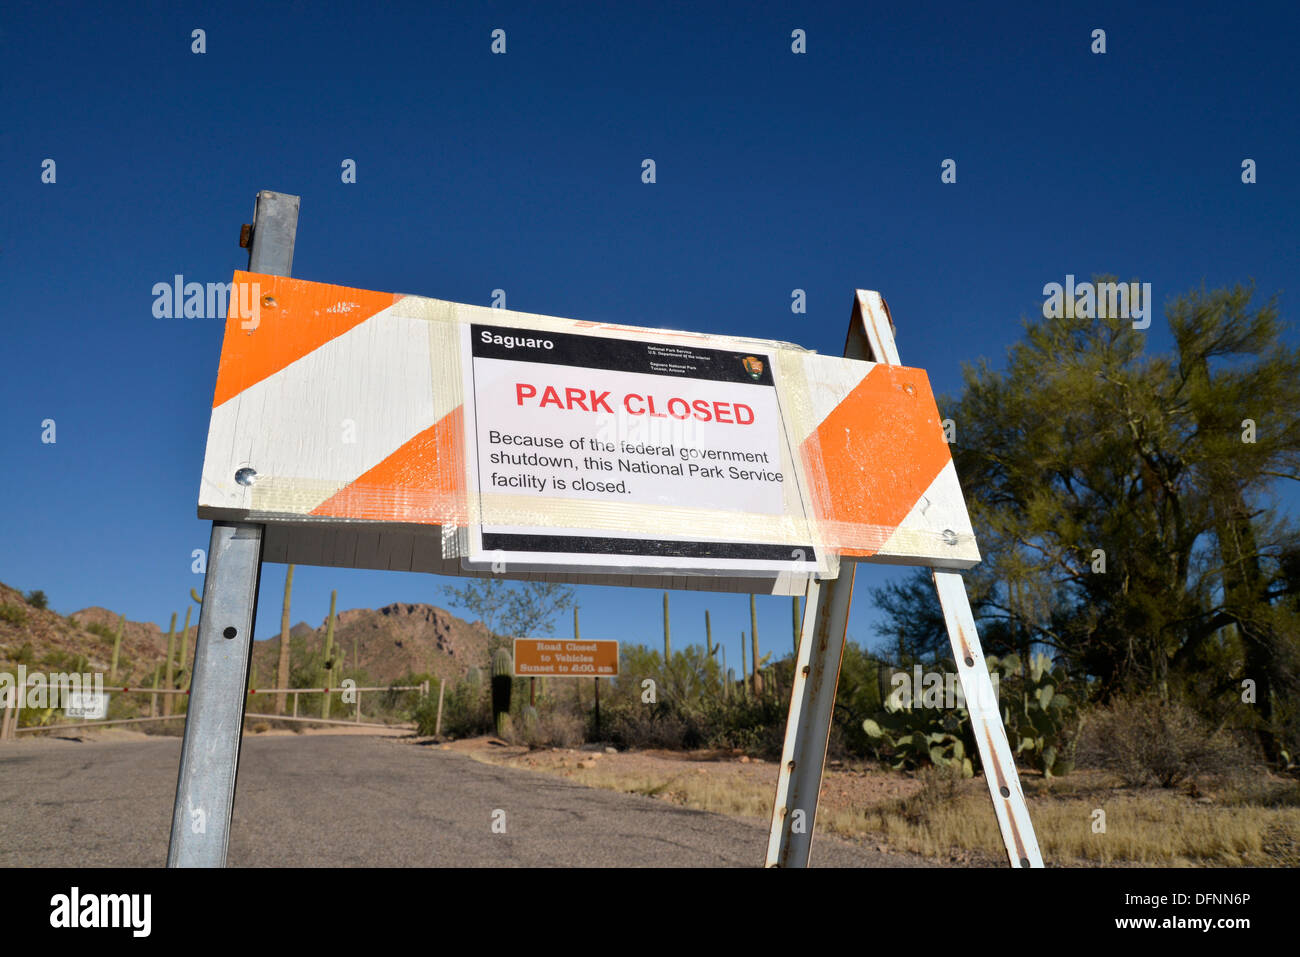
[{"x1": 513, "y1": 638, "x2": 619, "y2": 676}]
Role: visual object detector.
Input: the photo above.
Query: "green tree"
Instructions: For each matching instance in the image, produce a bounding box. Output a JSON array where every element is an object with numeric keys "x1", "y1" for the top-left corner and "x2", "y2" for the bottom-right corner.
[
  {"x1": 442, "y1": 579, "x2": 576, "y2": 651},
  {"x1": 872, "y1": 279, "x2": 1300, "y2": 761}
]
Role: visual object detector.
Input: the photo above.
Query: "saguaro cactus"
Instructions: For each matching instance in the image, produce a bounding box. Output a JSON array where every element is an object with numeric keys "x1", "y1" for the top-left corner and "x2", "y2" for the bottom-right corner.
[
  {"x1": 705, "y1": 609, "x2": 713, "y2": 658},
  {"x1": 662, "y1": 592, "x2": 671, "y2": 662},
  {"x1": 792, "y1": 595, "x2": 800, "y2": 656},
  {"x1": 750, "y1": 595, "x2": 762, "y2": 696},
  {"x1": 322, "y1": 589, "x2": 338, "y2": 719},
  {"x1": 491, "y1": 647, "x2": 513, "y2": 736},
  {"x1": 178, "y1": 606, "x2": 192, "y2": 681},
  {"x1": 741, "y1": 633, "x2": 747, "y2": 698},
  {"x1": 109, "y1": 614, "x2": 125, "y2": 683},
  {"x1": 521, "y1": 703, "x2": 539, "y2": 740},
  {"x1": 573, "y1": 607, "x2": 582, "y2": 707},
  {"x1": 163, "y1": 613, "x2": 177, "y2": 717},
  {"x1": 275, "y1": 564, "x2": 295, "y2": 715}
]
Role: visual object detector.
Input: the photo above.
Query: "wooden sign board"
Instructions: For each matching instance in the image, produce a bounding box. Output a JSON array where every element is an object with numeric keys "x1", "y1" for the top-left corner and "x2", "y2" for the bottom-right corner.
[
  {"x1": 198, "y1": 272, "x2": 979, "y2": 593},
  {"x1": 513, "y1": 638, "x2": 619, "y2": 677}
]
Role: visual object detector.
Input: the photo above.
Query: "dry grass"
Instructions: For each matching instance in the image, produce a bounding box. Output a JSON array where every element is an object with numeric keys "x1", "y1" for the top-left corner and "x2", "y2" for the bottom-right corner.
[
  {"x1": 849, "y1": 782, "x2": 1299, "y2": 866},
  {"x1": 473, "y1": 749, "x2": 777, "y2": 819},
  {"x1": 469, "y1": 745, "x2": 1300, "y2": 866},
  {"x1": 595, "y1": 768, "x2": 774, "y2": 819},
  {"x1": 820, "y1": 768, "x2": 1300, "y2": 866}
]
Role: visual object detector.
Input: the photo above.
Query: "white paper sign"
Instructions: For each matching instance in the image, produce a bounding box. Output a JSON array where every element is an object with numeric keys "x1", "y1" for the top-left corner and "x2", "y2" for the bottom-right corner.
[
  {"x1": 461, "y1": 322, "x2": 820, "y2": 574},
  {"x1": 65, "y1": 691, "x2": 108, "y2": 720}
]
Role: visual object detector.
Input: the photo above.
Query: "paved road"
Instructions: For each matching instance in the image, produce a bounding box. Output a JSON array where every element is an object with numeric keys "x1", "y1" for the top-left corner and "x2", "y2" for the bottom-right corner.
[{"x1": 0, "y1": 734, "x2": 929, "y2": 867}]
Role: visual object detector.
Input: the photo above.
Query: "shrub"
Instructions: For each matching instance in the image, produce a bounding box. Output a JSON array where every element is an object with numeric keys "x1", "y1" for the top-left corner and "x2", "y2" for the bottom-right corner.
[
  {"x1": 0, "y1": 604, "x2": 27, "y2": 626},
  {"x1": 412, "y1": 695, "x2": 440, "y2": 736},
  {"x1": 537, "y1": 707, "x2": 584, "y2": 748},
  {"x1": 412, "y1": 679, "x2": 491, "y2": 738},
  {"x1": 1076, "y1": 694, "x2": 1252, "y2": 787},
  {"x1": 40, "y1": 649, "x2": 80, "y2": 670},
  {"x1": 700, "y1": 694, "x2": 787, "y2": 756},
  {"x1": 890, "y1": 764, "x2": 963, "y2": 826},
  {"x1": 374, "y1": 671, "x2": 430, "y2": 720},
  {"x1": 85, "y1": 621, "x2": 117, "y2": 643},
  {"x1": 601, "y1": 698, "x2": 699, "y2": 750},
  {"x1": 598, "y1": 690, "x2": 787, "y2": 756},
  {"x1": 23, "y1": 590, "x2": 48, "y2": 610}
]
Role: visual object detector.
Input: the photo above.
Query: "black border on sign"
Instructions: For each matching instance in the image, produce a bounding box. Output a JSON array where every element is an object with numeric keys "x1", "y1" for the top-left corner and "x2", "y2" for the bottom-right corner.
[
  {"x1": 466, "y1": 322, "x2": 816, "y2": 573},
  {"x1": 483, "y1": 532, "x2": 816, "y2": 562}
]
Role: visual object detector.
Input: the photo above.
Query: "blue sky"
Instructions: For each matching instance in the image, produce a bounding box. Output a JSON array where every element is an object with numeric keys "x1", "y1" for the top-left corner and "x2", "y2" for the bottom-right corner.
[{"x1": 3, "y1": 1, "x2": 1297, "y2": 666}]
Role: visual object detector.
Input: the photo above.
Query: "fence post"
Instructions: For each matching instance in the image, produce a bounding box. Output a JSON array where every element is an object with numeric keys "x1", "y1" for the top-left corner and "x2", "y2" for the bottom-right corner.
[
  {"x1": 435, "y1": 679, "x2": 445, "y2": 736},
  {"x1": 355, "y1": 689, "x2": 361, "y2": 724},
  {"x1": 1, "y1": 686, "x2": 14, "y2": 740}
]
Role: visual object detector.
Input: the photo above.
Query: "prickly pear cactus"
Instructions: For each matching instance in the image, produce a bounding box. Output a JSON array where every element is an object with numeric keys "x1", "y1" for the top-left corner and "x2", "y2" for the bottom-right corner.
[
  {"x1": 861, "y1": 660, "x2": 975, "y2": 777},
  {"x1": 862, "y1": 715, "x2": 974, "y2": 778},
  {"x1": 996, "y1": 652, "x2": 1079, "y2": 777}
]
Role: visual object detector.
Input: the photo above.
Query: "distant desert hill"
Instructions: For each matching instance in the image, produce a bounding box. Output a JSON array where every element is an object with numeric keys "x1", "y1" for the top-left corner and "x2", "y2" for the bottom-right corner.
[
  {"x1": 250, "y1": 602, "x2": 495, "y2": 687},
  {"x1": 0, "y1": 582, "x2": 494, "y2": 690},
  {"x1": 0, "y1": 583, "x2": 174, "y2": 686}
]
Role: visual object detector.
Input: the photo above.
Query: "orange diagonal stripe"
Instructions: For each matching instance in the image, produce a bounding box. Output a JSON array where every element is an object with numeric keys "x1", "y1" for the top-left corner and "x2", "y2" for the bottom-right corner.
[
  {"x1": 803, "y1": 365, "x2": 952, "y2": 556},
  {"x1": 213, "y1": 272, "x2": 398, "y2": 408},
  {"x1": 310, "y1": 406, "x2": 467, "y2": 524}
]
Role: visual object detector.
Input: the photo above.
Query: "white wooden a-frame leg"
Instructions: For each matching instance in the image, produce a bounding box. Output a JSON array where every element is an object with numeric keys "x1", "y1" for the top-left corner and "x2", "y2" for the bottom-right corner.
[
  {"x1": 933, "y1": 569, "x2": 1043, "y2": 867},
  {"x1": 765, "y1": 290, "x2": 1043, "y2": 867}
]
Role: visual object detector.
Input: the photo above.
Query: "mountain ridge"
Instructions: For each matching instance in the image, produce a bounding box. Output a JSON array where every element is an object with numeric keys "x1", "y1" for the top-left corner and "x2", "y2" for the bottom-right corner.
[{"x1": 0, "y1": 582, "x2": 493, "y2": 689}]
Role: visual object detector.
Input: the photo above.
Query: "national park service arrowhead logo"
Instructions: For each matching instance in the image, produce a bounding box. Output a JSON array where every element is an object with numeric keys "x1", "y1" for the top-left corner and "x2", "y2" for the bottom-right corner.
[{"x1": 742, "y1": 356, "x2": 764, "y2": 380}]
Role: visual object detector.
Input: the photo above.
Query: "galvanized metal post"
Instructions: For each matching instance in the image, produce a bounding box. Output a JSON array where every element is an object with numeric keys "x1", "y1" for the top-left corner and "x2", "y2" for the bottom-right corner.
[
  {"x1": 167, "y1": 522, "x2": 265, "y2": 866},
  {"x1": 167, "y1": 190, "x2": 299, "y2": 867}
]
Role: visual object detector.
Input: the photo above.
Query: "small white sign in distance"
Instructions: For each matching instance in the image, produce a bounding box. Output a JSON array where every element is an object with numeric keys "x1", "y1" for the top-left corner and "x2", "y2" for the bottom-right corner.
[{"x1": 65, "y1": 691, "x2": 108, "y2": 720}]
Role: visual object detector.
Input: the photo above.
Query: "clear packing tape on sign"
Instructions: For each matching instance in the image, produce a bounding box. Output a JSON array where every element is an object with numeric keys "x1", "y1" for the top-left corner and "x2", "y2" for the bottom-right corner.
[{"x1": 198, "y1": 273, "x2": 979, "y2": 595}]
